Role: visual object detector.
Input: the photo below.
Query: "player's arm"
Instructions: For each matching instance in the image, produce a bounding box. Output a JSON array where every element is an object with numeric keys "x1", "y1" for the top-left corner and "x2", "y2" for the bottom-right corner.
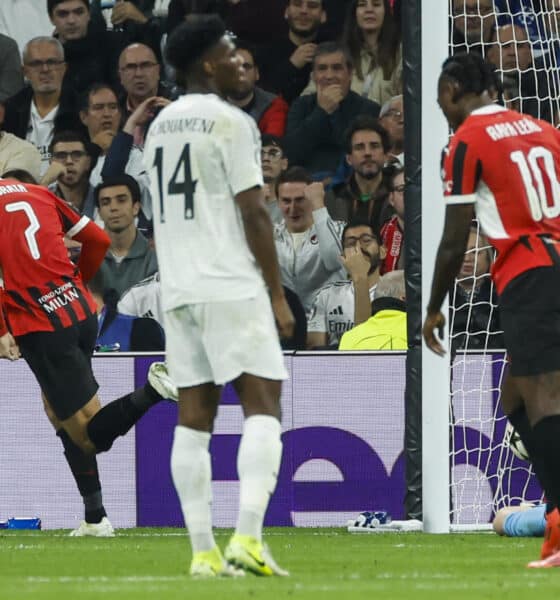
[
  {"x1": 55, "y1": 196, "x2": 111, "y2": 282},
  {"x1": 423, "y1": 203, "x2": 474, "y2": 355},
  {"x1": 236, "y1": 186, "x2": 295, "y2": 340},
  {"x1": 0, "y1": 289, "x2": 20, "y2": 360}
]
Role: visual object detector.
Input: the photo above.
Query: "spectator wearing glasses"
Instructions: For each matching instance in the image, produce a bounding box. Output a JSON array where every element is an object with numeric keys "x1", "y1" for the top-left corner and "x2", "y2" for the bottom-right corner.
[
  {"x1": 379, "y1": 163, "x2": 404, "y2": 274},
  {"x1": 2, "y1": 36, "x2": 81, "y2": 177},
  {"x1": 307, "y1": 219, "x2": 385, "y2": 348},
  {"x1": 378, "y1": 93, "x2": 403, "y2": 161},
  {"x1": 80, "y1": 83, "x2": 158, "y2": 232},
  {"x1": 228, "y1": 43, "x2": 289, "y2": 137},
  {"x1": 117, "y1": 43, "x2": 173, "y2": 145},
  {"x1": 261, "y1": 134, "x2": 289, "y2": 224},
  {"x1": 45, "y1": 130, "x2": 97, "y2": 218}
]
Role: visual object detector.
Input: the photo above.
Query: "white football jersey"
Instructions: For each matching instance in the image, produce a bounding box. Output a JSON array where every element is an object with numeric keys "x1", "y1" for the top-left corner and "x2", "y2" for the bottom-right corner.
[
  {"x1": 117, "y1": 272, "x2": 164, "y2": 327},
  {"x1": 308, "y1": 280, "x2": 377, "y2": 346},
  {"x1": 144, "y1": 94, "x2": 265, "y2": 309}
]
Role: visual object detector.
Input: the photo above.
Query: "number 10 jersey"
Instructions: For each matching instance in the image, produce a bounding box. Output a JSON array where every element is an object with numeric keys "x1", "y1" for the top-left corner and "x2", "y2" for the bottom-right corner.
[
  {"x1": 441, "y1": 104, "x2": 560, "y2": 294},
  {"x1": 144, "y1": 93, "x2": 265, "y2": 310}
]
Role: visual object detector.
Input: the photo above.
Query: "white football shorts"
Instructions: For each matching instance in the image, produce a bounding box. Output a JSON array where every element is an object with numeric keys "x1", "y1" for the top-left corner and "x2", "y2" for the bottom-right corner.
[{"x1": 164, "y1": 287, "x2": 288, "y2": 387}]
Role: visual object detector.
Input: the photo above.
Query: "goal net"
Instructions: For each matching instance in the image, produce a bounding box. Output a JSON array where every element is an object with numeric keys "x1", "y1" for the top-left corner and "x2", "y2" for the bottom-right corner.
[{"x1": 445, "y1": 1, "x2": 552, "y2": 527}]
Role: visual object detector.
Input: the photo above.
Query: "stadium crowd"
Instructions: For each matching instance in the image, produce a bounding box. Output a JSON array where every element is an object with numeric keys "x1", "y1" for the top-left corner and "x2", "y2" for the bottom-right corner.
[{"x1": 2, "y1": 0, "x2": 553, "y2": 352}]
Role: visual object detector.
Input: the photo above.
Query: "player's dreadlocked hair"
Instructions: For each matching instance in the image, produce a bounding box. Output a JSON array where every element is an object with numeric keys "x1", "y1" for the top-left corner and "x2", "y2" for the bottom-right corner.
[
  {"x1": 440, "y1": 52, "x2": 500, "y2": 101},
  {"x1": 165, "y1": 14, "x2": 226, "y2": 78}
]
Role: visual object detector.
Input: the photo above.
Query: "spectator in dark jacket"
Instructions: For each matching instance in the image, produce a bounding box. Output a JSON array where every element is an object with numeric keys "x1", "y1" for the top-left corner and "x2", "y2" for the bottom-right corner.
[
  {"x1": 2, "y1": 36, "x2": 81, "y2": 176},
  {"x1": 284, "y1": 42, "x2": 380, "y2": 177}
]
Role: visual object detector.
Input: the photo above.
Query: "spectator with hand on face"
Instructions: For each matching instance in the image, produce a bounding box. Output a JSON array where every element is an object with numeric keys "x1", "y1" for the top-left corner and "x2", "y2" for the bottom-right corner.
[{"x1": 274, "y1": 166, "x2": 346, "y2": 314}]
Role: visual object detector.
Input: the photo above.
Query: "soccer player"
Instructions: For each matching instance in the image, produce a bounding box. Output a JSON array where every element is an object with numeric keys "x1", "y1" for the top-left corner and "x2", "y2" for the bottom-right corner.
[
  {"x1": 144, "y1": 15, "x2": 295, "y2": 578},
  {"x1": 422, "y1": 52, "x2": 560, "y2": 568},
  {"x1": 493, "y1": 504, "x2": 546, "y2": 538},
  {"x1": 0, "y1": 170, "x2": 176, "y2": 536}
]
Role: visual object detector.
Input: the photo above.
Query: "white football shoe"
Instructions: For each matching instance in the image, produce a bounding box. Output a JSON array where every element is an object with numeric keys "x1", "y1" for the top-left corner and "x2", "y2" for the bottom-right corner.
[
  {"x1": 69, "y1": 516, "x2": 115, "y2": 537},
  {"x1": 148, "y1": 361, "x2": 178, "y2": 402}
]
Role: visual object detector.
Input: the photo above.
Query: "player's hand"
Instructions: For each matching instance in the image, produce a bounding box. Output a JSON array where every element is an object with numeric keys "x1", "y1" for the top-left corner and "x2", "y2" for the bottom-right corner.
[
  {"x1": 40, "y1": 161, "x2": 67, "y2": 186},
  {"x1": 422, "y1": 311, "x2": 446, "y2": 356},
  {"x1": 272, "y1": 295, "x2": 295, "y2": 340},
  {"x1": 290, "y1": 43, "x2": 317, "y2": 69},
  {"x1": 305, "y1": 181, "x2": 325, "y2": 211},
  {"x1": 317, "y1": 84, "x2": 344, "y2": 114},
  {"x1": 0, "y1": 332, "x2": 20, "y2": 361},
  {"x1": 91, "y1": 130, "x2": 116, "y2": 153},
  {"x1": 340, "y1": 245, "x2": 370, "y2": 281},
  {"x1": 111, "y1": 1, "x2": 148, "y2": 25},
  {"x1": 124, "y1": 96, "x2": 170, "y2": 133}
]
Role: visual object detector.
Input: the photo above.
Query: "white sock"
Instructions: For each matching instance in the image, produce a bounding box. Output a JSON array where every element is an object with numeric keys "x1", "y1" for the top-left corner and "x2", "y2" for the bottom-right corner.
[
  {"x1": 170, "y1": 425, "x2": 215, "y2": 553},
  {"x1": 235, "y1": 415, "x2": 282, "y2": 541}
]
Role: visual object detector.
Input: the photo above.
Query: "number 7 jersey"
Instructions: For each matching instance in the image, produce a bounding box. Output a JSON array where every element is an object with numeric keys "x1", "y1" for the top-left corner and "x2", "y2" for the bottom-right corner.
[
  {"x1": 144, "y1": 93, "x2": 265, "y2": 309},
  {"x1": 441, "y1": 104, "x2": 560, "y2": 294}
]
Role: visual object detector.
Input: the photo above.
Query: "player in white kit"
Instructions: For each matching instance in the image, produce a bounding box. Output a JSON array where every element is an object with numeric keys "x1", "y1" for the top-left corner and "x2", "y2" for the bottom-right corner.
[{"x1": 144, "y1": 15, "x2": 294, "y2": 578}]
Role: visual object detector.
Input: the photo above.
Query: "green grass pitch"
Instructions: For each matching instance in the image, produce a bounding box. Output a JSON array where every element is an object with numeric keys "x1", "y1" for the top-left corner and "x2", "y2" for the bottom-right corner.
[{"x1": 1, "y1": 527, "x2": 558, "y2": 599}]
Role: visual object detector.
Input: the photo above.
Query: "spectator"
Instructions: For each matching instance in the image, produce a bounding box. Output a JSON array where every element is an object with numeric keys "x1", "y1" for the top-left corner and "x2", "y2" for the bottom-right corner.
[
  {"x1": 379, "y1": 162, "x2": 404, "y2": 273},
  {"x1": 95, "y1": 175, "x2": 158, "y2": 298},
  {"x1": 340, "y1": 0, "x2": 402, "y2": 106},
  {"x1": 274, "y1": 166, "x2": 346, "y2": 314},
  {"x1": 261, "y1": 134, "x2": 289, "y2": 224},
  {"x1": 118, "y1": 42, "x2": 173, "y2": 145},
  {"x1": 284, "y1": 42, "x2": 380, "y2": 177},
  {"x1": 451, "y1": 0, "x2": 496, "y2": 55},
  {"x1": 339, "y1": 269, "x2": 407, "y2": 350},
  {"x1": 0, "y1": 34, "x2": 24, "y2": 103},
  {"x1": 88, "y1": 269, "x2": 165, "y2": 352},
  {"x1": 0, "y1": 105, "x2": 42, "y2": 182},
  {"x1": 307, "y1": 219, "x2": 385, "y2": 348},
  {"x1": 80, "y1": 83, "x2": 157, "y2": 229},
  {"x1": 378, "y1": 94, "x2": 404, "y2": 161},
  {"x1": 450, "y1": 225, "x2": 504, "y2": 352},
  {"x1": 228, "y1": 43, "x2": 289, "y2": 136},
  {"x1": 486, "y1": 23, "x2": 555, "y2": 123},
  {"x1": 258, "y1": 0, "x2": 328, "y2": 104},
  {"x1": 108, "y1": 0, "x2": 163, "y2": 56},
  {"x1": 45, "y1": 130, "x2": 97, "y2": 217},
  {"x1": 326, "y1": 114, "x2": 389, "y2": 233},
  {"x1": 47, "y1": 0, "x2": 125, "y2": 95},
  {"x1": 3, "y1": 36, "x2": 81, "y2": 177}
]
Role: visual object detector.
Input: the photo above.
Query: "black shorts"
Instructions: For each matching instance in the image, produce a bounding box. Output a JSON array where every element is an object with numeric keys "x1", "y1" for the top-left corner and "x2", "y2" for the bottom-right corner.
[
  {"x1": 499, "y1": 266, "x2": 560, "y2": 376},
  {"x1": 17, "y1": 314, "x2": 99, "y2": 420}
]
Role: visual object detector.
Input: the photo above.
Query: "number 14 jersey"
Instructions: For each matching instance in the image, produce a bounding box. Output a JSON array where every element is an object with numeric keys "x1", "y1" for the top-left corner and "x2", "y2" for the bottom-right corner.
[
  {"x1": 144, "y1": 94, "x2": 265, "y2": 310},
  {"x1": 441, "y1": 104, "x2": 560, "y2": 294}
]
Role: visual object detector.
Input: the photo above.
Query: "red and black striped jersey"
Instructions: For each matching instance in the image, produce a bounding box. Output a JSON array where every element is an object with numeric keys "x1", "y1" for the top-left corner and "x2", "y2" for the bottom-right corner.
[
  {"x1": 0, "y1": 180, "x2": 110, "y2": 336},
  {"x1": 441, "y1": 104, "x2": 560, "y2": 294}
]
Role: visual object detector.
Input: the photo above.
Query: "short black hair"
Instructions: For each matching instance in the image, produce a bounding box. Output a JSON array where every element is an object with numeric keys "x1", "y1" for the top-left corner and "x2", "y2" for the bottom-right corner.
[
  {"x1": 383, "y1": 161, "x2": 404, "y2": 187},
  {"x1": 440, "y1": 52, "x2": 499, "y2": 101},
  {"x1": 342, "y1": 219, "x2": 376, "y2": 244},
  {"x1": 47, "y1": 0, "x2": 89, "y2": 17},
  {"x1": 49, "y1": 129, "x2": 92, "y2": 155},
  {"x1": 165, "y1": 14, "x2": 227, "y2": 76},
  {"x1": 261, "y1": 134, "x2": 285, "y2": 154},
  {"x1": 345, "y1": 115, "x2": 390, "y2": 154},
  {"x1": 80, "y1": 82, "x2": 119, "y2": 113},
  {"x1": 95, "y1": 174, "x2": 141, "y2": 207}
]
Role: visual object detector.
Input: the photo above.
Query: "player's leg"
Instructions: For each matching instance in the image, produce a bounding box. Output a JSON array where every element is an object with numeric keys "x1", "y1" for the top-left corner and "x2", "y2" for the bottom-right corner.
[
  {"x1": 494, "y1": 504, "x2": 546, "y2": 537},
  {"x1": 164, "y1": 304, "x2": 241, "y2": 578},
  {"x1": 42, "y1": 393, "x2": 112, "y2": 535},
  {"x1": 224, "y1": 373, "x2": 288, "y2": 576},
  {"x1": 201, "y1": 290, "x2": 288, "y2": 576}
]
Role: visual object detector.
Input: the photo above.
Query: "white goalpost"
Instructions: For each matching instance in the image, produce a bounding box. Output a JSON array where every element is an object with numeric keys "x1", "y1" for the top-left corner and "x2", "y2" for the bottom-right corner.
[{"x1": 421, "y1": 1, "x2": 546, "y2": 533}]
